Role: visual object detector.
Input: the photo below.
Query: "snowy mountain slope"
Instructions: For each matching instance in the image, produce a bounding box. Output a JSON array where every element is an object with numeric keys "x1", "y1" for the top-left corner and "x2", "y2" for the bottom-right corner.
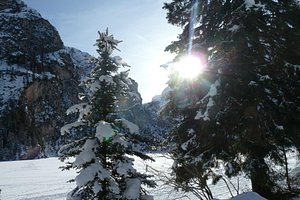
[
  {"x1": 0, "y1": 0, "x2": 143, "y2": 161},
  {"x1": 119, "y1": 87, "x2": 174, "y2": 149},
  {"x1": 0, "y1": 154, "x2": 267, "y2": 200},
  {"x1": 0, "y1": 0, "x2": 63, "y2": 63},
  {"x1": 151, "y1": 86, "x2": 172, "y2": 109}
]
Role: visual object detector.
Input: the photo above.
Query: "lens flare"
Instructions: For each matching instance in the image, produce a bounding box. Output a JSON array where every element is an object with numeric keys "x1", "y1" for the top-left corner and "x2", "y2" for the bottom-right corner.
[{"x1": 173, "y1": 55, "x2": 206, "y2": 79}]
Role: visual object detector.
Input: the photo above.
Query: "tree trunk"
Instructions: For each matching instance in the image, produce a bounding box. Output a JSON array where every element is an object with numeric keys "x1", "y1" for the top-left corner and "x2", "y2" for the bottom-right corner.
[
  {"x1": 250, "y1": 157, "x2": 274, "y2": 199},
  {"x1": 244, "y1": 106, "x2": 274, "y2": 198},
  {"x1": 282, "y1": 145, "x2": 292, "y2": 191}
]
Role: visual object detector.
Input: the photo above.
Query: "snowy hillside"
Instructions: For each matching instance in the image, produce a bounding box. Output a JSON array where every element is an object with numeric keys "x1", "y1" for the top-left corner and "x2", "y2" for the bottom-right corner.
[
  {"x1": 0, "y1": 0, "x2": 95, "y2": 160},
  {"x1": 2, "y1": 154, "x2": 298, "y2": 200},
  {"x1": 0, "y1": 0, "x2": 145, "y2": 161}
]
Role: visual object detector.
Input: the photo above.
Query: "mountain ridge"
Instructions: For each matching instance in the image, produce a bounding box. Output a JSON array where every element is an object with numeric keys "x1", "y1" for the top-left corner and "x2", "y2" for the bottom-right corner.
[{"x1": 0, "y1": 0, "x2": 169, "y2": 160}]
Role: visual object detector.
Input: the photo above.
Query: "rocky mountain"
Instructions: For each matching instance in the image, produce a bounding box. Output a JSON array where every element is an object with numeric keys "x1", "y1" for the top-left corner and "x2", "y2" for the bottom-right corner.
[
  {"x1": 0, "y1": 0, "x2": 168, "y2": 160},
  {"x1": 122, "y1": 87, "x2": 173, "y2": 150},
  {"x1": 0, "y1": 0, "x2": 169, "y2": 161},
  {"x1": 0, "y1": 0, "x2": 139, "y2": 160},
  {"x1": 0, "y1": 0, "x2": 95, "y2": 160}
]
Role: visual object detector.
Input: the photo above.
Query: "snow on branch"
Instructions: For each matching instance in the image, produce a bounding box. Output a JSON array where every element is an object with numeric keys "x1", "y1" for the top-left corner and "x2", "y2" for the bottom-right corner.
[
  {"x1": 123, "y1": 178, "x2": 142, "y2": 199},
  {"x1": 89, "y1": 80, "x2": 101, "y2": 93},
  {"x1": 118, "y1": 118, "x2": 140, "y2": 135},
  {"x1": 60, "y1": 121, "x2": 86, "y2": 135},
  {"x1": 66, "y1": 103, "x2": 90, "y2": 115},
  {"x1": 195, "y1": 79, "x2": 220, "y2": 121},
  {"x1": 99, "y1": 75, "x2": 116, "y2": 85},
  {"x1": 75, "y1": 162, "x2": 110, "y2": 191},
  {"x1": 66, "y1": 103, "x2": 91, "y2": 122},
  {"x1": 181, "y1": 135, "x2": 196, "y2": 151},
  {"x1": 95, "y1": 28, "x2": 122, "y2": 54},
  {"x1": 112, "y1": 56, "x2": 130, "y2": 67},
  {"x1": 244, "y1": 0, "x2": 265, "y2": 11},
  {"x1": 72, "y1": 139, "x2": 98, "y2": 169},
  {"x1": 113, "y1": 156, "x2": 136, "y2": 176}
]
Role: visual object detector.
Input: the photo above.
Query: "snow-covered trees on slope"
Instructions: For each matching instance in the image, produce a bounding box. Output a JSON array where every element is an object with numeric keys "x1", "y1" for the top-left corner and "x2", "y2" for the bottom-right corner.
[
  {"x1": 163, "y1": 0, "x2": 300, "y2": 199},
  {"x1": 59, "y1": 29, "x2": 155, "y2": 200}
]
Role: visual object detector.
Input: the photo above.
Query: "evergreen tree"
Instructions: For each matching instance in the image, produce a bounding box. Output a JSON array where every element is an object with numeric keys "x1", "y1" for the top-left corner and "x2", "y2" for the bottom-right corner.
[
  {"x1": 163, "y1": 0, "x2": 300, "y2": 199},
  {"x1": 59, "y1": 29, "x2": 155, "y2": 200}
]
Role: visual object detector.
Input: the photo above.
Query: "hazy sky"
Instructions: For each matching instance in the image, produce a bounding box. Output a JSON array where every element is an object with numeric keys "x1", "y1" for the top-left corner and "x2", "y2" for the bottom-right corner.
[{"x1": 23, "y1": 0, "x2": 180, "y2": 103}]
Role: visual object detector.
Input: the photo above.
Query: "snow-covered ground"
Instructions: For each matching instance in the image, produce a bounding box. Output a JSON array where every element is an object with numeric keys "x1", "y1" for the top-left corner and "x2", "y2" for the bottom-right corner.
[
  {"x1": 0, "y1": 154, "x2": 297, "y2": 200},
  {"x1": 135, "y1": 154, "x2": 251, "y2": 200},
  {"x1": 0, "y1": 157, "x2": 74, "y2": 200}
]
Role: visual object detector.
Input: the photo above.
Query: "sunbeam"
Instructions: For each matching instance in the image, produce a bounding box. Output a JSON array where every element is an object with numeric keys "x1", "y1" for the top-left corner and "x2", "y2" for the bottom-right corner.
[{"x1": 188, "y1": 0, "x2": 199, "y2": 55}]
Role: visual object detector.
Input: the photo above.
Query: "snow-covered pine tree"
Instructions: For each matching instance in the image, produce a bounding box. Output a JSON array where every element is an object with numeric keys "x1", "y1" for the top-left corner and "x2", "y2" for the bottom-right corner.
[
  {"x1": 163, "y1": 0, "x2": 300, "y2": 199},
  {"x1": 59, "y1": 29, "x2": 155, "y2": 200}
]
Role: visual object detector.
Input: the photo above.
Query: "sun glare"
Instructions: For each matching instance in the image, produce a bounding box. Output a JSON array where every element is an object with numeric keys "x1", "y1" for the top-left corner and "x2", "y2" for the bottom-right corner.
[{"x1": 173, "y1": 55, "x2": 206, "y2": 79}]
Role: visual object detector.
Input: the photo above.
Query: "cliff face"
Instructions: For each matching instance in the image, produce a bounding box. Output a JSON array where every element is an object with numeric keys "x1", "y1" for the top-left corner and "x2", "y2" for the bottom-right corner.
[
  {"x1": 0, "y1": 0, "x2": 95, "y2": 160},
  {"x1": 0, "y1": 0, "x2": 63, "y2": 65},
  {"x1": 0, "y1": 0, "x2": 166, "y2": 160},
  {"x1": 121, "y1": 87, "x2": 173, "y2": 150}
]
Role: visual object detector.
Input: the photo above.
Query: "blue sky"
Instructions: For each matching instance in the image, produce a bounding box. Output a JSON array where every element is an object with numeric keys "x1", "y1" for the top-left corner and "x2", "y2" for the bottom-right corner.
[{"x1": 23, "y1": 0, "x2": 180, "y2": 103}]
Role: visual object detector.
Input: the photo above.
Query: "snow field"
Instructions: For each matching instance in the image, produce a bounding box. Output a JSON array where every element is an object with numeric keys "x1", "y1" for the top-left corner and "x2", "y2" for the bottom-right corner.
[
  {"x1": 0, "y1": 158, "x2": 75, "y2": 200},
  {"x1": 135, "y1": 154, "x2": 251, "y2": 200},
  {"x1": 0, "y1": 154, "x2": 248, "y2": 200},
  {"x1": 0, "y1": 153, "x2": 298, "y2": 200}
]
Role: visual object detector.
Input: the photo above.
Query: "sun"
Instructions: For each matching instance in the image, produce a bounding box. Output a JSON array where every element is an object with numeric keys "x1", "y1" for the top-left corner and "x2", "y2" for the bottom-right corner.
[{"x1": 173, "y1": 55, "x2": 206, "y2": 79}]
